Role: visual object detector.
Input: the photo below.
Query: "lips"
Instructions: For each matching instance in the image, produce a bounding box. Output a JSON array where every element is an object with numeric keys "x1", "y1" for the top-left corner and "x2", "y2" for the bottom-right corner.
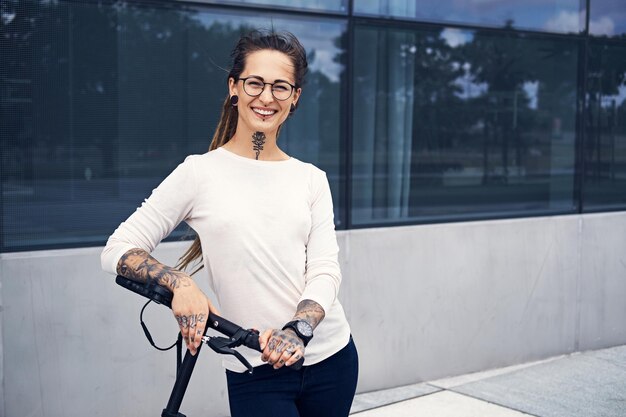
[{"x1": 252, "y1": 107, "x2": 277, "y2": 118}]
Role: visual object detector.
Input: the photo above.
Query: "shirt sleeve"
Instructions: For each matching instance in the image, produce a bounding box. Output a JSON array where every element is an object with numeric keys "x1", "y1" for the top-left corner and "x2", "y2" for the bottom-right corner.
[
  {"x1": 299, "y1": 167, "x2": 341, "y2": 314},
  {"x1": 100, "y1": 155, "x2": 198, "y2": 275}
]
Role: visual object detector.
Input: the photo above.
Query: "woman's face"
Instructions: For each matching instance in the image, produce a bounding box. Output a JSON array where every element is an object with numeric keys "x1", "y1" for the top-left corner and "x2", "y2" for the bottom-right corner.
[{"x1": 228, "y1": 49, "x2": 301, "y2": 138}]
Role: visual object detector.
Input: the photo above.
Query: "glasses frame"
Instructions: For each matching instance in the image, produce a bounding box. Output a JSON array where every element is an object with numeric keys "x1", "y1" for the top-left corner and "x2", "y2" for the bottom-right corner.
[{"x1": 237, "y1": 76, "x2": 297, "y2": 101}]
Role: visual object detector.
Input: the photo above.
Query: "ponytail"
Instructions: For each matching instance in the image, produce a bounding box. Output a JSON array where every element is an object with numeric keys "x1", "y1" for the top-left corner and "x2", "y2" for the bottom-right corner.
[{"x1": 176, "y1": 96, "x2": 236, "y2": 273}]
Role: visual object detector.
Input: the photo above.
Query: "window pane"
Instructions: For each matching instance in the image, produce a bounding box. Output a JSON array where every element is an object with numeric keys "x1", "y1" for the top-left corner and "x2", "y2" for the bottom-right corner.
[
  {"x1": 354, "y1": 0, "x2": 585, "y2": 34},
  {"x1": 583, "y1": 41, "x2": 626, "y2": 210},
  {"x1": 589, "y1": 0, "x2": 626, "y2": 37},
  {"x1": 1, "y1": 1, "x2": 346, "y2": 251},
  {"x1": 193, "y1": 0, "x2": 348, "y2": 13},
  {"x1": 351, "y1": 25, "x2": 578, "y2": 225}
]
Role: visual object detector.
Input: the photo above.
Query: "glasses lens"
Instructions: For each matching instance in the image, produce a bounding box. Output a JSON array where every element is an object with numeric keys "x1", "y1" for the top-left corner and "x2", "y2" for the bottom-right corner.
[
  {"x1": 272, "y1": 82, "x2": 293, "y2": 101},
  {"x1": 243, "y1": 78, "x2": 264, "y2": 96}
]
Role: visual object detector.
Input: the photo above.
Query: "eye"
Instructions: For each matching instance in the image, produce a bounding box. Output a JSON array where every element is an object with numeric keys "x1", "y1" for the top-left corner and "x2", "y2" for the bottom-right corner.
[
  {"x1": 273, "y1": 83, "x2": 290, "y2": 92},
  {"x1": 247, "y1": 80, "x2": 264, "y2": 88}
]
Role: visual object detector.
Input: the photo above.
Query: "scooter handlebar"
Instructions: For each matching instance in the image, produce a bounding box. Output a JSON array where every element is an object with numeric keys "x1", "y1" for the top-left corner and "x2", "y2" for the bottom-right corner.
[{"x1": 116, "y1": 275, "x2": 304, "y2": 370}]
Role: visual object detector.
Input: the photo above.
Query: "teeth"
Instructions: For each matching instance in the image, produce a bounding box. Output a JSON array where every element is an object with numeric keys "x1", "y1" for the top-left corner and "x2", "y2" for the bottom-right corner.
[{"x1": 253, "y1": 108, "x2": 276, "y2": 116}]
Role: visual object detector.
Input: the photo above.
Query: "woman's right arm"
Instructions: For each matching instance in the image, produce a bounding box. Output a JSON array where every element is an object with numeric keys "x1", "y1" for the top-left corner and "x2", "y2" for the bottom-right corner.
[
  {"x1": 102, "y1": 155, "x2": 214, "y2": 355},
  {"x1": 116, "y1": 247, "x2": 217, "y2": 355}
]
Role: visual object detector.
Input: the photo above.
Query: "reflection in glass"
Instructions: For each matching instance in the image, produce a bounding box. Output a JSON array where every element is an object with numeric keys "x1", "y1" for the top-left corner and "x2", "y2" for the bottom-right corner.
[
  {"x1": 198, "y1": 0, "x2": 347, "y2": 13},
  {"x1": 583, "y1": 41, "x2": 626, "y2": 210},
  {"x1": 352, "y1": 25, "x2": 578, "y2": 224},
  {"x1": 589, "y1": 0, "x2": 626, "y2": 37},
  {"x1": 354, "y1": 0, "x2": 585, "y2": 34},
  {"x1": 0, "y1": 1, "x2": 346, "y2": 250}
]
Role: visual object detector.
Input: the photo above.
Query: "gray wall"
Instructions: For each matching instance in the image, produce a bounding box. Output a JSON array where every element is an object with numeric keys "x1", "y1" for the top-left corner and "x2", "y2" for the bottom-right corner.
[{"x1": 1, "y1": 212, "x2": 625, "y2": 417}]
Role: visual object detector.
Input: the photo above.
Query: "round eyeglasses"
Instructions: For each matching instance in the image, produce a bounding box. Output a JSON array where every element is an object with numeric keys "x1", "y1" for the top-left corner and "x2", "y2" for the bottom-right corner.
[{"x1": 238, "y1": 77, "x2": 297, "y2": 101}]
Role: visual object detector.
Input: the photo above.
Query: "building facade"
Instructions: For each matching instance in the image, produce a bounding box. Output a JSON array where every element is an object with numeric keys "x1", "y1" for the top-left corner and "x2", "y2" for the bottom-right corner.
[{"x1": 1, "y1": 1, "x2": 626, "y2": 416}]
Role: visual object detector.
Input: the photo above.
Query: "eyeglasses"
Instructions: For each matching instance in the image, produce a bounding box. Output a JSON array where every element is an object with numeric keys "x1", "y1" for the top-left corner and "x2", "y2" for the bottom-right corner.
[{"x1": 238, "y1": 76, "x2": 297, "y2": 101}]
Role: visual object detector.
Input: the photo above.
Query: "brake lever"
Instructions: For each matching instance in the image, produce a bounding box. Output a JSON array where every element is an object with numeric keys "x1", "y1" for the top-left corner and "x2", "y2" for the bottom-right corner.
[{"x1": 202, "y1": 335, "x2": 254, "y2": 373}]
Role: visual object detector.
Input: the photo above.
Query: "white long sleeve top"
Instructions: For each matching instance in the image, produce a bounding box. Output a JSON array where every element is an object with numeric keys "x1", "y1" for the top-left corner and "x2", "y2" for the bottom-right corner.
[{"x1": 101, "y1": 147, "x2": 351, "y2": 372}]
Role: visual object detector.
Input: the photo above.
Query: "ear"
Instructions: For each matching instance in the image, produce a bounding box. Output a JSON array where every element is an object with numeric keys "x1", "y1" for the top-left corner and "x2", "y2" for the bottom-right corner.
[
  {"x1": 228, "y1": 77, "x2": 238, "y2": 97},
  {"x1": 292, "y1": 87, "x2": 302, "y2": 107}
]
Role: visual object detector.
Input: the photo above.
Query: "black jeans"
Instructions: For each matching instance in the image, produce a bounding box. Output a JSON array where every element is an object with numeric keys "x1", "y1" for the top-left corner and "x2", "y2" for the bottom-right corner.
[{"x1": 226, "y1": 337, "x2": 359, "y2": 417}]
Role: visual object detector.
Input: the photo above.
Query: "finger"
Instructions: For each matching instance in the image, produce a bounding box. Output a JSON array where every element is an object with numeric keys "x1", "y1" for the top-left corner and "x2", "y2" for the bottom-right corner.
[
  {"x1": 285, "y1": 348, "x2": 304, "y2": 367},
  {"x1": 274, "y1": 343, "x2": 296, "y2": 369},
  {"x1": 178, "y1": 314, "x2": 194, "y2": 354},
  {"x1": 268, "y1": 339, "x2": 286, "y2": 367},
  {"x1": 175, "y1": 314, "x2": 188, "y2": 341},
  {"x1": 189, "y1": 314, "x2": 198, "y2": 345},
  {"x1": 194, "y1": 312, "x2": 208, "y2": 350},
  {"x1": 259, "y1": 329, "x2": 273, "y2": 351},
  {"x1": 262, "y1": 332, "x2": 279, "y2": 362}
]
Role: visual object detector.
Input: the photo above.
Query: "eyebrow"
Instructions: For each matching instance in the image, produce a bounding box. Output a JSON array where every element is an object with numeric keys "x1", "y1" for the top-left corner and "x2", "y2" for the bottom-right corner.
[{"x1": 246, "y1": 74, "x2": 294, "y2": 85}]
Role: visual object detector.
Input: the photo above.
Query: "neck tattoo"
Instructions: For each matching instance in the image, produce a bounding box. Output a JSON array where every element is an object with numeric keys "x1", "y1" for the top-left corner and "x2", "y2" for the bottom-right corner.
[{"x1": 251, "y1": 131, "x2": 266, "y2": 160}]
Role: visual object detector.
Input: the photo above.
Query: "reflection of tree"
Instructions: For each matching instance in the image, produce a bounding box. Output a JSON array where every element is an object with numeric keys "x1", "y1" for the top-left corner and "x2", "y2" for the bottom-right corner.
[
  {"x1": 586, "y1": 40, "x2": 626, "y2": 184},
  {"x1": 461, "y1": 28, "x2": 550, "y2": 184},
  {"x1": 407, "y1": 27, "x2": 468, "y2": 208},
  {"x1": 377, "y1": 24, "x2": 581, "y2": 216},
  {"x1": 2, "y1": 0, "x2": 341, "y2": 182}
]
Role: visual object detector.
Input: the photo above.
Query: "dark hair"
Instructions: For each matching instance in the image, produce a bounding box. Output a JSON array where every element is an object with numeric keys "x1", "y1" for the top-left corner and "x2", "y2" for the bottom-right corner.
[{"x1": 178, "y1": 30, "x2": 308, "y2": 273}]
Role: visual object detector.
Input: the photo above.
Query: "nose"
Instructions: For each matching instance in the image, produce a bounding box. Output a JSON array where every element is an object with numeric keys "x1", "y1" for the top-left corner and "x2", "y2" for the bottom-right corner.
[{"x1": 258, "y1": 83, "x2": 274, "y2": 103}]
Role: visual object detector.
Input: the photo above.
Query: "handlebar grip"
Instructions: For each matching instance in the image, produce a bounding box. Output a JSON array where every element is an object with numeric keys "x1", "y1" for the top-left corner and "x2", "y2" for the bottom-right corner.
[{"x1": 207, "y1": 312, "x2": 241, "y2": 335}]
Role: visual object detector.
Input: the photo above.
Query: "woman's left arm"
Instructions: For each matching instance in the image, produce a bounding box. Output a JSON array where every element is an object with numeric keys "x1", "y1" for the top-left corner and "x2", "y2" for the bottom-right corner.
[
  {"x1": 259, "y1": 299, "x2": 325, "y2": 368},
  {"x1": 260, "y1": 168, "x2": 340, "y2": 369}
]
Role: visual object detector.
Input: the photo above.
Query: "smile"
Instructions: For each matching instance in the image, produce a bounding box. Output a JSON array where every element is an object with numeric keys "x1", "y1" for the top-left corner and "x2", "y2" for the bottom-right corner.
[{"x1": 252, "y1": 107, "x2": 277, "y2": 117}]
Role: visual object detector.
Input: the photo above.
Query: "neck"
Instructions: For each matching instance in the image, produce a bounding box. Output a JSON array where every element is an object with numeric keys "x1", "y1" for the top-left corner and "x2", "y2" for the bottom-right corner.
[{"x1": 224, "y1": 128, "x2": 287, "y2": 161}]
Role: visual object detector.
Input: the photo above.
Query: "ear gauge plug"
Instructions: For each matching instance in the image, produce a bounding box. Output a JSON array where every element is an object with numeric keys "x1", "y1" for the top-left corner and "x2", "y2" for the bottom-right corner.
[{"x1": 231, "y1": 95, "x2": 239, "y2": 106}]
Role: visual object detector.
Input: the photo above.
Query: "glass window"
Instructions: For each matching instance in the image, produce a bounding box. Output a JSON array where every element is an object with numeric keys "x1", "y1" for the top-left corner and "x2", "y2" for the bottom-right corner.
[
  {"x1": 351, "y1": 25, "x2": 579, "y2": 225},
  {"x1": 0, "y1": 0, "x2": 346, "y2": 251},
  {"x1": 193, "y1": 0, "x2": 348, "y2": 13},
  {"x1": 354, "y1": 0, "x2": 585, "y2": 34},
  {"x1": 589, "y1": 0, "x2": 626, "y2": 37},
  {"x1": 583, "y1": 40, "x2": 626, "y2": 210}
]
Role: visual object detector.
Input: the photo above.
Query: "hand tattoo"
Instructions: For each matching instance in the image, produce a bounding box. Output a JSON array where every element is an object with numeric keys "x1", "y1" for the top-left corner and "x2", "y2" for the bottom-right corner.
[
  {"x1": 251, "y1": 131, "x2": 266, "y2": 160},
  {"x1": 176, "y1": 315, "x2": 189, "y2": 329},
  {"x1": 268, "y1": 339, "x2": 277, "y2": 351}
]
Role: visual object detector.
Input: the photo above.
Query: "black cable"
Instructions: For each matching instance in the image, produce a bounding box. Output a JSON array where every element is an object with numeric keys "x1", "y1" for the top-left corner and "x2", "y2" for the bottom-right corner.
[{"x1": 140, "y1": 300, "x2": 179, "y2": 351}]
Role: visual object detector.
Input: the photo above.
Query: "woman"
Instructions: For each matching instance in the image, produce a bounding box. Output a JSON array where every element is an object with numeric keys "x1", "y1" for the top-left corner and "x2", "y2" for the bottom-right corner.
[{"x1": 101, "y1": 30, "x2": 358, "y2": 417}]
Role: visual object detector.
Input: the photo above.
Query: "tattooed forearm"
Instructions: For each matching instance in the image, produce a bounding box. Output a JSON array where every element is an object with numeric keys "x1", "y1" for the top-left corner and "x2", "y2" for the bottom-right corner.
[
  {"x1": 251, "y1": 131, "x2": 266, "y2": 160},
  {"x1": 292, "y1": 299, "x2": 325, "y2": 330},
  {"x1": 116, "y1": 248, "x2": 192, "y2": 292}
]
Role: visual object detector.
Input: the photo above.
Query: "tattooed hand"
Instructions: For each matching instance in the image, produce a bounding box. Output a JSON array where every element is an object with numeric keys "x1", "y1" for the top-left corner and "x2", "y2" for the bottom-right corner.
[
  {"x1": 116, "y1": 248, "x2": 220, "y2": 356},
  {"x1": 259, "y1": 329, "x2": 305, "y2": 369},
  {"x1": 172, "y1": 281, "x2": 220, "y2": 356}
]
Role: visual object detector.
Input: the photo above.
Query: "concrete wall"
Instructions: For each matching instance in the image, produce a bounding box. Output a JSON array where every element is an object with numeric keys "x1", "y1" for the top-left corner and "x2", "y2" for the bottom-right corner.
[{"x1": 1, "y1": 212, "x2": 626, "y2": 417}]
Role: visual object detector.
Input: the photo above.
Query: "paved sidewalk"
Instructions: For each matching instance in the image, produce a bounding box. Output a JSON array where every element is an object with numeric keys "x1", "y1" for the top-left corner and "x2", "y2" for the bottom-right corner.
[{"x1": 350, "y1": 344, "x2": 626, "y2": 417}]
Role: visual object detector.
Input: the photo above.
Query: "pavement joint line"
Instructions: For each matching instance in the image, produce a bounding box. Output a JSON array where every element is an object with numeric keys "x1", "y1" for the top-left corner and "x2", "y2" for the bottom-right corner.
[
  {"x1": 350, "y1": 388, "x2": 543, "y2": 416},
  {"x1": 447, "y1": 388, "x2": 542, "y2": 417},
  {"x1": 350, "y1": 388, "x2": 444, "y2": 415},
  {"x1": 428, "y1": 355, "x2": 568, "y2": 389}
]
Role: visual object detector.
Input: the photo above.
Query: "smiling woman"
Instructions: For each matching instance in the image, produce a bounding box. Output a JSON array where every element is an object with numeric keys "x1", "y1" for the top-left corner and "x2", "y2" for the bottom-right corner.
[
  {"x1": 101, "y1": 30, "x2": 358, "y2": 417},
  {"x1": 224, "y1": 49, "x2": 302, "y2": 159}
]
